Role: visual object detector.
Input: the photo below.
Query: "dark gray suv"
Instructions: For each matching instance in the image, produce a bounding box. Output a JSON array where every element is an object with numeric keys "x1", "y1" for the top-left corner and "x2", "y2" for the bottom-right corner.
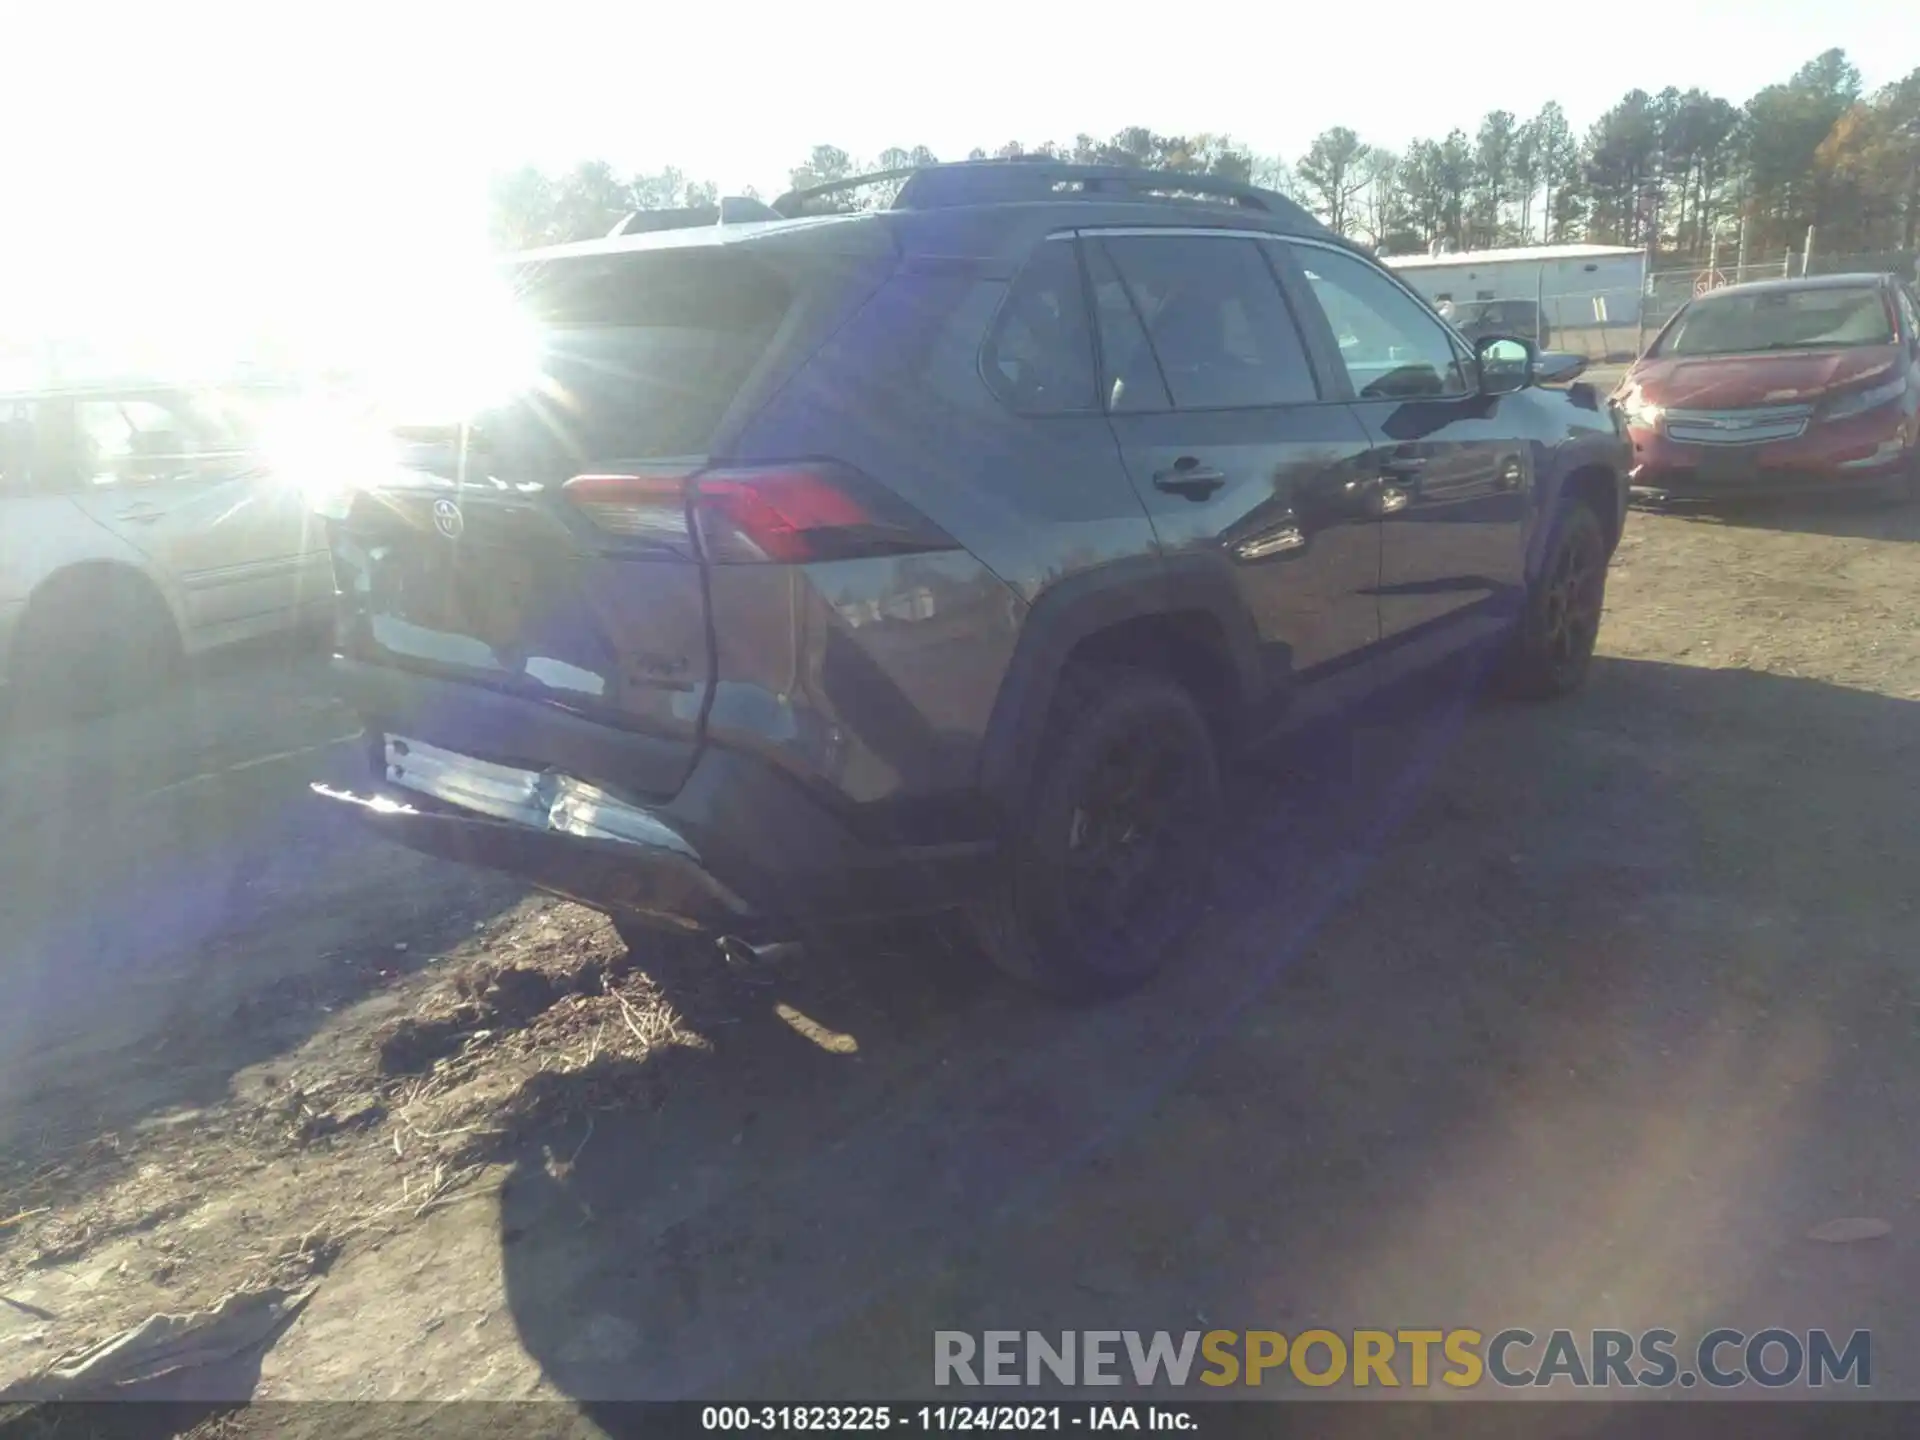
[{"x1": 316, "y1": 161, "x2": 1629, "y2": 998}]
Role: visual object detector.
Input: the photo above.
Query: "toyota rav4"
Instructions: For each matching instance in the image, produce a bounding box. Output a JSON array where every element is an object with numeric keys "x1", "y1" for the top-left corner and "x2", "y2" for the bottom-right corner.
[{"x1": 313, "y1": 160, "x2": 1630, "y2": 998}]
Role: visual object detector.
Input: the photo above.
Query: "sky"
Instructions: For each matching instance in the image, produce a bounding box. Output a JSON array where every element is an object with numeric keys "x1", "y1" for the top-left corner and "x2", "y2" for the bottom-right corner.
[{"x1": 4, "y1": 0, "x2": 1917, "y2": 379}]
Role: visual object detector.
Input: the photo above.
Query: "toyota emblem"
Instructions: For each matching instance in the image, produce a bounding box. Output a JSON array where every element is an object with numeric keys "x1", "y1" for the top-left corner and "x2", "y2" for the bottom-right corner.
[{"x1": 432, "y1": 498, "x2": 465, "y2": 539}]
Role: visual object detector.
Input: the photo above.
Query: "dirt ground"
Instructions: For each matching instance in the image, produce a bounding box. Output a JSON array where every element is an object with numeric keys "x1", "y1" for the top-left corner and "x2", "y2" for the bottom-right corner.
[{"x1": 2, "y1": 490, "x2": 1919, "y2": 1427}]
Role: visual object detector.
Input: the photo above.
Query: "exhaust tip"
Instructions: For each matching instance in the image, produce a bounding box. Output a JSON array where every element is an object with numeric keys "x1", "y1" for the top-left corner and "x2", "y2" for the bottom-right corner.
[{"x1": 717, "y1": 936, "x2": 805, "y2": 968}]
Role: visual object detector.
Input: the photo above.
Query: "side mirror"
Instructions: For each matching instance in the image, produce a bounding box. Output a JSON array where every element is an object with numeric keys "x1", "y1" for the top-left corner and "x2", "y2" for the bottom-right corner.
[
  {"x1": 1476, "y1": 335, "x2": 1534, "y2": 396},
  {"x1": 1533, "y1": 351, "x2": 1590, "y2": 386}
]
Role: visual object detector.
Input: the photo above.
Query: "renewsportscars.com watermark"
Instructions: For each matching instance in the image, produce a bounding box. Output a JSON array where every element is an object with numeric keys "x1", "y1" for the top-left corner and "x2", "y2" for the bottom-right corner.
[{"x1": 935, "y1": 1329, "x2": 1871, "y2": 1390}]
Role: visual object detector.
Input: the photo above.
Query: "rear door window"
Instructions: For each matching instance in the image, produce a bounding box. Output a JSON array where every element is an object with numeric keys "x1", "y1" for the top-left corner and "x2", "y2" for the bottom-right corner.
[
  {"x1": 980, "y1": 238, "x2": 1097, "y2": 414},
  {"x1": 1092, "y1": 235, "x2": 1320, "y2": 410}
]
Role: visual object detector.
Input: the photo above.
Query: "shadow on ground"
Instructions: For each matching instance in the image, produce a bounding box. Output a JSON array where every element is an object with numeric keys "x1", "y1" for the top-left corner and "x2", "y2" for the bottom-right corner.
[
  {"x1": 0, "y1": 650, "x2": 526, "y2": 1173},
  {"x1": 479, "y1": 656, "x2": 1920, "y2": 1404}
]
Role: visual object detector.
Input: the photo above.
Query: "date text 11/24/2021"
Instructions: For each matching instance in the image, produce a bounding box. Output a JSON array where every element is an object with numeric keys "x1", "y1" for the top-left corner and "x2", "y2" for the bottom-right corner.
[{"x1": 702, "y1": 1407, "x2": 1195, "y2": 1431}]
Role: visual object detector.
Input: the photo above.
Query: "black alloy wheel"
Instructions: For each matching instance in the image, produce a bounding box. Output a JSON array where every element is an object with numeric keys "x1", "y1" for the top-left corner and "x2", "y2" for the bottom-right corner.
[
  {"x1": 970, "y1": 666, "x2": 1221, "y2": 999},
  {"x1": 1502, "y1": 501, "x2": 1609, "y2": 699}
]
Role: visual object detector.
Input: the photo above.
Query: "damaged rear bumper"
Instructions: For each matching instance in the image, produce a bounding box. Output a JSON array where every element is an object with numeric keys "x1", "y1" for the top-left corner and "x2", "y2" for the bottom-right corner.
[
  {"x1": 313, "y1": 782, "x2": 759, "y2": 935},
  {"x1": 316, "y1": 661, "x2": 999, "y2": 939}
]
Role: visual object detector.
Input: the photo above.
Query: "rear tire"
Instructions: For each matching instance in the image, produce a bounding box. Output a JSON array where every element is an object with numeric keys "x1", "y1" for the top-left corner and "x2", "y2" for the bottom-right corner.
[
  {"x1": 8, "y1": 571, "x2": 182, "y2": 724},
  {"x1": 1499, "y1": 500, "x2": 1608, "y2": 701},
  {"x1": 967, "y1": 665, "x2": 1221, "y2": 1001}
]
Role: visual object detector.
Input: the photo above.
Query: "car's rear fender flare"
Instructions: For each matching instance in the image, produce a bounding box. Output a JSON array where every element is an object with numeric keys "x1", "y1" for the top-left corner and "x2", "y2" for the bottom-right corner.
[{"x1": 976, "y1": 553, "x2": 1264, "y2": 818}]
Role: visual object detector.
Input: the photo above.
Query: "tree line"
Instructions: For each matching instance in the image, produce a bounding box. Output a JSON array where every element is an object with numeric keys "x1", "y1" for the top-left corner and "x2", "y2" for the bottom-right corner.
[{"x1": 491, "y1": 48, "x2": 1919, "y2": 265}]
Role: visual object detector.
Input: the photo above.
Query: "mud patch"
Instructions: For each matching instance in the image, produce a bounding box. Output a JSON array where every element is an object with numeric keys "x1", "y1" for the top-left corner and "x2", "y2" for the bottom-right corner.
[{"x1": 0, "y1": 899, "x2": 708, "y2": 1397}]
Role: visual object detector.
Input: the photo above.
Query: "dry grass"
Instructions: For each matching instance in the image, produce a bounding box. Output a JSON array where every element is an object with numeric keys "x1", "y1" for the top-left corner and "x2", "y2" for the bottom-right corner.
[{"x1": 0, "y1": 899, "x2": 708, "y2": 1394}]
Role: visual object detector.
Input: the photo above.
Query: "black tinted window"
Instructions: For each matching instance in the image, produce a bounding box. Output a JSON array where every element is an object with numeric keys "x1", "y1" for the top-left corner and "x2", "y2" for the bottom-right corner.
[
  {"x1": 1291, "y1": 243, "x2": 1472, "y2": 399},
  {"x1": 981, "y1": 239, "x2": 1097, "y2": 414},
  {"x1": 1096, "y1": 236, "x2": 1319, "y2": 410},
  {"x1": 448, "y1": 250, "x2": 800, "y2": 474},
  {"x1": 1085, "y1": 241, "x2": 1172, "y2": 413}
]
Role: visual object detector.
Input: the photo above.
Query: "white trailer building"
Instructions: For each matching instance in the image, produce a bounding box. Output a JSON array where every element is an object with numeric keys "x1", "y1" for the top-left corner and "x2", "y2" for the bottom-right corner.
[{"x1": 1383, "y1": 243, "x2": 1648, "y2": 357}]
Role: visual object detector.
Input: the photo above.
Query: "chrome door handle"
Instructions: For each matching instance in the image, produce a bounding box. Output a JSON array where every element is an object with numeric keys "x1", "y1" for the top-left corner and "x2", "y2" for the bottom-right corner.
[
  {"x1": 116, "y1": 504, "x2": 165, "y2": 523},
  {"x1": 1152, "y1": 459, "x2": 1228, "y2": 500}
]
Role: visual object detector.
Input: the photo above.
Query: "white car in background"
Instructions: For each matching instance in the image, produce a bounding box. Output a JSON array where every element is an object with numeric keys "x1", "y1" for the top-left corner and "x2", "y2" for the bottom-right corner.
[{"x1": 0, "y1": 383, "x2": 334, "y2": 719}]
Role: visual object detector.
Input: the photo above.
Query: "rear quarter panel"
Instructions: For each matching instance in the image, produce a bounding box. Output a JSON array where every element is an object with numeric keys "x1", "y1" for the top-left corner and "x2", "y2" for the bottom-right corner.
[{"x1": 722, "y1": 251, "x2": 1157, "y2": 839}]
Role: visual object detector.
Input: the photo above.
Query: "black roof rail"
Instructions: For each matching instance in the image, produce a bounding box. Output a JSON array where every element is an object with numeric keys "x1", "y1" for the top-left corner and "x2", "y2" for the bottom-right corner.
[
  {"x1": 771, "y1": 166, "x2": 926, "y2": 217},
  {"x1": 605, "y1": 195, "x2": 783, "y2": 237},
  {"x1": 771, "y1": 158, "x2": 1324, "y2": 230}
]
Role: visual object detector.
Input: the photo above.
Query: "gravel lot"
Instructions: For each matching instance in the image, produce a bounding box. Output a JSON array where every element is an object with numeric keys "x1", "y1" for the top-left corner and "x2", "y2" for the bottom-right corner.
[{"x1": 2, "y1": 490, "x2": 1918, "y2": 1425}]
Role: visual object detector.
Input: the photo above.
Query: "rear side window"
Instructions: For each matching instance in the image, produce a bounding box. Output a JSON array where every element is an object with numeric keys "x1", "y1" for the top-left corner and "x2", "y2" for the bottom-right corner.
[
  {"x1": 1085, "y1": 241, "x2": 1172, "y2": 413},
  {"x1": 469, "y1": 250, "x2": 799, "y2": 474},
  {"x1": 1094, "y1": 235, "x2": 1319, "y2": 410},
  {"x1": 980, "y1": 239, "x2": 1097, "y2": 414},
  {"x1": 1898, "y1": 285, "x2": 1919, "y2": 342}
]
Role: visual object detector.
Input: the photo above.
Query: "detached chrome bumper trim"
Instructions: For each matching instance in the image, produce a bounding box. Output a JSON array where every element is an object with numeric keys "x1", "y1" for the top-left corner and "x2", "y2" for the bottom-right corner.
[
  {"x1": 311, "y1": 780, "x2": 754, "y2": 927},
  {"x1": 381, "y1": 734, "x2": 699, "y2": 858}
]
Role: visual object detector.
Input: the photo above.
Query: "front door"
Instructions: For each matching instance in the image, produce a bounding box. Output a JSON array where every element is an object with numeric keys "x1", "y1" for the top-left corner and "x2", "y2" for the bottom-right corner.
[
  {"x1": 1083, "y1": 230, "x2": 1382, "y2": 697},
  {"x1": 1275, "y1": 241, "x2": 1531, "y2": 643}
]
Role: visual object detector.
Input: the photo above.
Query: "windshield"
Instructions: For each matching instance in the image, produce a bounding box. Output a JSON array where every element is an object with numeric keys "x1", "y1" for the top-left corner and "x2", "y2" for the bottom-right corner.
[{"x1": 1657, "y1": 285, "x2": 1895, "y2": 357}]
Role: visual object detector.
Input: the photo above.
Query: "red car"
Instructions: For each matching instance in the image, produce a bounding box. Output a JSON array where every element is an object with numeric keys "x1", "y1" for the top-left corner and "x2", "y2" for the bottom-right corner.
[{"x1": 1615, "y1": 272, "x2": 1920, "y2": 502}]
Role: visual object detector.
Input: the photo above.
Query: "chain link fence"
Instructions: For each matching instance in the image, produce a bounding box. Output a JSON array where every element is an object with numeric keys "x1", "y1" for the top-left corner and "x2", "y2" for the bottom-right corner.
[
  {"x1": 1805, "y1": 248, "x2": 1918, "y2": 280},
  {"x1": 1636, "y1": 248, "x2": 1917, "y2": 356}
]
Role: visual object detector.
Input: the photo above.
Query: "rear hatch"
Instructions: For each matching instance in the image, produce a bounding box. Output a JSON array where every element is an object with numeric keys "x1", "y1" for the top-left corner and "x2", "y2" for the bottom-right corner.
[{"x1": 328, "y1": 229, "x2": 893, "y2": 796}]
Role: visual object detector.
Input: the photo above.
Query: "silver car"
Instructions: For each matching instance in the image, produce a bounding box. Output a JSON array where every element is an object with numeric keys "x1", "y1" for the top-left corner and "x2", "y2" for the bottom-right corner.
[{"x1": 0, "y1": 383, "x2": 333, "y2": 717}]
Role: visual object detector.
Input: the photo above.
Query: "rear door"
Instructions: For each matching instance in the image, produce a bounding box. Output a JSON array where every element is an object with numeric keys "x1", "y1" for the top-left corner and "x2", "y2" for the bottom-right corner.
[
  {"x1": 329, "y1": 239, "x2": 886, "y2": 796},
  {"x1": 60, "y1": 392, "x2": 313, "y2": 637},
  {"x1": 1274, "y1": 239, "x2": 1530, "y2": 643},
  {"x1": 1085, "y1": 230, "x2": 1382, "y2": 687}
]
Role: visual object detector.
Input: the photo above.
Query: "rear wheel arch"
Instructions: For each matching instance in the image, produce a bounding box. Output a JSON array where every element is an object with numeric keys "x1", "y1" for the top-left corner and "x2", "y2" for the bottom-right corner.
[
  {"x1": 24, "y1": 559, "x2": 182, "y2": 631},
  {"x1": 977, "y1": 556, "x2": 1261, "y2": 816}
]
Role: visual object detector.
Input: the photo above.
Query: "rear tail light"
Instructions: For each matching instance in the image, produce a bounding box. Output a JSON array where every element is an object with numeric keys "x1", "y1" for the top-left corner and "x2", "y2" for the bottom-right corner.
[
  {"x1": 562, "y1": 469, "x2": 695, "y2": 551},
  {"x1": 563, "y1": 461, "x2": 955, "y2": 564}
]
